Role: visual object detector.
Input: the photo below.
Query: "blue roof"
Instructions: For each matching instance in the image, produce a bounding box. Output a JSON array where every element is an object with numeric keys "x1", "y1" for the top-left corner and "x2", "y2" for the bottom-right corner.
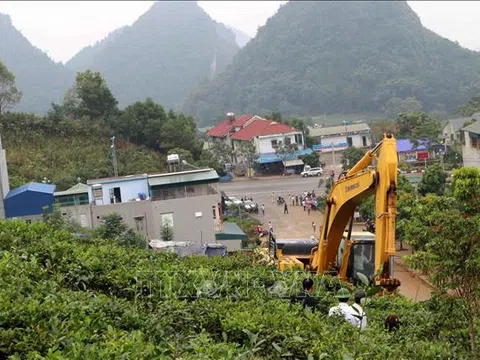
[
  {"x1": 396, "y1": 139, "x2": 427, "y2": 153},
  {"x1": 5, "y1": 182, "x2": 56, "y2": 199},
  {"x1": 257, "y1": 148, "x2": 313, "y2": 164}
]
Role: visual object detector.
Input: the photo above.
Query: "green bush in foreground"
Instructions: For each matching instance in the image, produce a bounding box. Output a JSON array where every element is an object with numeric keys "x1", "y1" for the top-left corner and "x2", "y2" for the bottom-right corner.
[{"x1": 0, "y1": 220, "x2": 475, "y2": 359}]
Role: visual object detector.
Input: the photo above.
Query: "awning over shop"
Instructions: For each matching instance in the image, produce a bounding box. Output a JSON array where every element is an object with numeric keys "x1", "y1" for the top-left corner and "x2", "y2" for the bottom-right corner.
[
  {"x1": 215, "y1": 222, "x2": 248, "y2": 240},
  {"x1": 257, "y1": 148, "x2": 313, "y2": 164},
  {"x1": 282, "y1": 159, "x2": 304, "y2": 167}
]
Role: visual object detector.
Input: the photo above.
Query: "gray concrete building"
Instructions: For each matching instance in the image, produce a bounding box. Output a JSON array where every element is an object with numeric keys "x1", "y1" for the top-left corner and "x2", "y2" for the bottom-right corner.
[{"x1": 57, "y1": 169, "x2": 223, "y2": 246}]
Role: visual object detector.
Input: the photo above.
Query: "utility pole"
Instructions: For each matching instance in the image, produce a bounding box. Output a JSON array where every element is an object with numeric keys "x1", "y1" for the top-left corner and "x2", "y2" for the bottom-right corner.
[{"x1": 111, "y1": 136, "x2": 118, "y2": 178}]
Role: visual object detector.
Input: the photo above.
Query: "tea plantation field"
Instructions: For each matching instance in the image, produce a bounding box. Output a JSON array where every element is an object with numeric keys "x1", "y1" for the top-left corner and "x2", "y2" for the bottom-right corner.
[{"x1": 0, "y1": 221, "x2": 474, "y2": 359}]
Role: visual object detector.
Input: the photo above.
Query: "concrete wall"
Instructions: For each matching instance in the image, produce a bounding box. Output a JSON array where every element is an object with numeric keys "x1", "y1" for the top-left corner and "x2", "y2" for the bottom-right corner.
[
  {"x1": 216, "y1": 239, "x2": 243, "y2": 251},
  {"x1": 88, "y1": 178, "x2": 149, "y2": 205},
  {"x1": 60, "y1": 204, "x2": 92, "y2": 228},
  {"x1": 64, "y1": 194, "x2": 222, "y2": 245},
  {"x1": 152, "y1": 194, "x2": 219, "y2": 244},
  {"x1": 462, "y1": 131, "x2": 480, "y2": 168},
  {"x1": 91, "y1": 201, "x2": 155, "y2": 239}
]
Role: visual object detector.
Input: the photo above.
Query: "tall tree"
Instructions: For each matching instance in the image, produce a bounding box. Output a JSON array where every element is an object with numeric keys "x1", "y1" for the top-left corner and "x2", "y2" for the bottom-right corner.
[
  {"x1": 417, "y1": 164, "x2": 447, "y2": 196},
  {"x1": 0, "y1": 61, "x2": 22, "y2": 114},
  {"x1": 273, "y1": 142, "x2": 298, "y2": 163},
  {"x1": 396, "y1": 112, "x2": 440, "y2": 147},
  {"x1": 341, "y1": 147, "x2": 365, "y2": 172},
  {"x1": 74, "y1": 70, "x2": 118, "y2": 120},
  {"x1": 117, "y1": 98, "x2": 166, "y2": 149},
  {"x1": 404, "y1": 190, "x2": 480, "y2": 356},
  {"x1": 235, "y1": 141, "x2": 258, "y2": 177}
]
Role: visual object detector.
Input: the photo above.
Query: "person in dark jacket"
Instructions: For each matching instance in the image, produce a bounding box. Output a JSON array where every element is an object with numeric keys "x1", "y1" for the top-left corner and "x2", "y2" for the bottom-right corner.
[{"x1": 291, "y1": 278, "x2": 317, "y2": 312}]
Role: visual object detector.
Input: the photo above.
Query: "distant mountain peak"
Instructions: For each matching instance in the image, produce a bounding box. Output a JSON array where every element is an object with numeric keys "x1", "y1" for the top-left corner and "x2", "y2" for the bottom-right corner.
[
  {"x1": 65, "y1": 0, "x2": 239, "y2": 110},
  {"x1": 184, "y1": 1, "x2": 480, "y2": 125},
  {"x1": 0, "y1": 13, "x2": 12, "y2": 26}
]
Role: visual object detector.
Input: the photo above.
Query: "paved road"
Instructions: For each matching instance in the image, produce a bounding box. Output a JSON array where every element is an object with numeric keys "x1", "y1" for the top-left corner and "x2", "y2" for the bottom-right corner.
[{"x1": 219, "y1": 176, "x2": 324, "y2": 198}]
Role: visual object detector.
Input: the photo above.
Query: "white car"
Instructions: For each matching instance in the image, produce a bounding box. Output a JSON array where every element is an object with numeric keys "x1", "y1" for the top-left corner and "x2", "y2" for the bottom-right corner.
[
  {"x1": 243, "y1": 200, "x2": 258, "y2": 212},
  {"x1": 225, "y1": 196, "x2": 243, "y2": 207},
  {"x1": 301, "y1": 167, "x2": 323, "y2": 177}
]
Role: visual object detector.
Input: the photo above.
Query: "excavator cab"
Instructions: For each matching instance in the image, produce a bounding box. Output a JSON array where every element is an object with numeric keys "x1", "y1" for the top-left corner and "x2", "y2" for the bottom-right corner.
[{"x1": 337, "y1": 231, "x2": 376, "y2": 284}]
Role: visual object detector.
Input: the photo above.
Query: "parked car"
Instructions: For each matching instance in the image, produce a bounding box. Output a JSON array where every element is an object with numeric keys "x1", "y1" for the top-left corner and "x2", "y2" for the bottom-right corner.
[
  {"x1": 301, "y1": 167, "x2": 323, "y2": 177},
  {"x1": 225, "y1": 196, "x2": 243, "y2": 207},
  {"x1": 243, "y1": 200, "x2": 258, "y2": 212}
]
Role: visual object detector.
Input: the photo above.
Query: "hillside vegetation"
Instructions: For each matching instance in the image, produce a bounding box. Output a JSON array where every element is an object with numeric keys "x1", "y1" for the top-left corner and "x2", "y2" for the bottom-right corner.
[
  {"x1": 0, "y1": 220, "x2": 474, "y2": 358},
  {"x1": 184, "y1": 1, "x2": 480, "y2": 125},
  {"x1": 0, "y1": 113, "x2": 165, "y2": 190},
  {"x1": 65, "y1": 1, "x2": 239, "y2": 109}
]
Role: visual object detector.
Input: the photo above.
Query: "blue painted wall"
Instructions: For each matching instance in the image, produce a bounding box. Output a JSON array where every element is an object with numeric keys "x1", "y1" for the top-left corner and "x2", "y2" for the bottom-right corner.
[
  {"x1": 88, "y1": 177, "x2": 149, "y2": 205},
  {"x1": 5, "y1": 184, "x2": 55, "y2": 218}
]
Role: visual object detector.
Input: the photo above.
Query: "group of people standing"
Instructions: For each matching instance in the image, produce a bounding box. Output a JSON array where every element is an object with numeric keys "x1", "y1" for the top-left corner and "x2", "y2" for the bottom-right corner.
[
  {"x1": 292, "y1": 278, "x2": 400, "y2": 332},
  {"x1": 271, "y1": 191, "x2": 319, "y2": 216}
]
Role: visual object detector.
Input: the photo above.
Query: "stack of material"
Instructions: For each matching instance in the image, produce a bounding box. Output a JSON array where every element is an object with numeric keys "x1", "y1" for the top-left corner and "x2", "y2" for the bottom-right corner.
[{"x1": 148, "y1": 240, "x2": 227, "y2": 257}]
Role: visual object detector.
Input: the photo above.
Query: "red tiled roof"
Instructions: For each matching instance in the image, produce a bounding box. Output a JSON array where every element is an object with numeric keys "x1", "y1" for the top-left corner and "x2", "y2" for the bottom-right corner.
[
  {"x1": 206, "y1": 114, "x2": 254, "y2": 137},
  {"x1": 230, "y1": 119, "x2": 296, "y2": 141}
]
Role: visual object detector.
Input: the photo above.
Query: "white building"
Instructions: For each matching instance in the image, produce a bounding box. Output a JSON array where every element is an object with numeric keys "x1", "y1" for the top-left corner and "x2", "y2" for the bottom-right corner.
[
  {"x1": 206, "y1": 113, "x2": 304, "y2": 165},
  {"x1": 309, "y1": 122, "x2": 372, "y2": 152},
  {"x1": 441, "y1": 112, "x2": 480, "y2": 145},
  {"x1": 461, "y1": 120, "x2": 480, "y2": 168}
]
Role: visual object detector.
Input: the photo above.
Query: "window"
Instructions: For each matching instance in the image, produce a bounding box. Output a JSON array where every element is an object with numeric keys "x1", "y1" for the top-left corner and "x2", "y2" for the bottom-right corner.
[
  {"x1": 161, "y1": 213, "x2": 174, "y2": 228},
  {"x1": 212, "y1": 206, "x2": 216, "y2": 219},
  {"x1": 347, "y1": 137, "x2": 353, "y2": 147},
  {"x1": 295, "y1": 134, "x2": 303, "y2": 144},
  {"x1": 135, "y1": 216, "x2": 145, "y2": 232},
  {"x1": 25, "y1": 219, "x2": 32, "y2": 224},
  {"x1": 271, "y1": 139, "x2": 278, "y2": 147},
  {"x1": 284, "y1": 137, "x2": 291, "y2": 145},
  {"x1": 362, "y1": 136, "x2": 367, "y2": 147},
  {"x1": 451, "y1": 134, "x2": 454, "y2": 141}
]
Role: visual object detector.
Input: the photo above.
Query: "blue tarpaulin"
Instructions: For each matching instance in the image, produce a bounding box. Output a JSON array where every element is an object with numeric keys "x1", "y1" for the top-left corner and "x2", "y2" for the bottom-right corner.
[{"x1": 257, "y1": 148, "x2": 313, "y2": 164}]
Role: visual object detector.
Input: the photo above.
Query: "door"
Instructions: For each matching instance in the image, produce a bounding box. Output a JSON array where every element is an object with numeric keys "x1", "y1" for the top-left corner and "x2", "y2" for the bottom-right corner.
[
  {"x1": 113, "y1": 187, "x2": 122, "y2": 203},
  {"x1": 347, "y1": 137, "x2": 353, "y2": 147}
]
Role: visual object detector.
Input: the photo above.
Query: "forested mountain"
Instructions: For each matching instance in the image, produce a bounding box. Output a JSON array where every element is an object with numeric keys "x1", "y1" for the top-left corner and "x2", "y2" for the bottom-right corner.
[
  {"x1": 183, "y1": 1, "x2": 480, "y2": 125},
  {"x1": 226, "y1": 26, "x2": 251, "y2": 47},
  {"x1": 0, "y1": 14, "x2": 73, "y2": 114},
  {"x1": 65, "y1": 27, "x2": 127, "y2": 72},
  {"x1": 65, "y1": 1, "x2": 239, "y2": 109}
]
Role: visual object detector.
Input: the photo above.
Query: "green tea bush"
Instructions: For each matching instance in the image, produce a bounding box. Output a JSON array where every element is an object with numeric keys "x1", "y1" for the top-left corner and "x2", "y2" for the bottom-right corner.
[{"x1": 0, "y1": 220, "x2": 475, "y2": 359}]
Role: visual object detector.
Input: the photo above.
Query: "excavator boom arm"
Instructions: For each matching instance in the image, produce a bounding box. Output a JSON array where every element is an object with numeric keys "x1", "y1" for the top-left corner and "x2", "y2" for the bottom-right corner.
[{"x1": 312, "y1": 134, "x2": 398, "y2": 283}]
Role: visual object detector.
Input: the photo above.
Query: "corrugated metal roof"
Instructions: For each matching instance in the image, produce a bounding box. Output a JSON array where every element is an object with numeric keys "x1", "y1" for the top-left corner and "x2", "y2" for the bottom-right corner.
[
  {"x1": 148, "y1": 169, "x2": 219, "y2": 187},
  {"x1": 283, "y1": 159, "x2": 304, "y2": 167},
  {"x1": 206, "y1": 114, "x2": 254, "y2": 137},
  {"x1": 462, "y1": 120, "x2": 480, "y2": 135},
  {"x1": 87, "y1": 173, "x2": 147, "y2": 185},
  {"x1": 6, "y1": 182, "x2": 56, "y2": 199},
  {"x1": 309, "y1": 123, "x2": 370, "y2": 137},
  {"x1": 215, "y1": 222, "x2": 247, "y2": 240},
  {"x1": 54, "y1": 183, "x2": 88, "y2": 197}
]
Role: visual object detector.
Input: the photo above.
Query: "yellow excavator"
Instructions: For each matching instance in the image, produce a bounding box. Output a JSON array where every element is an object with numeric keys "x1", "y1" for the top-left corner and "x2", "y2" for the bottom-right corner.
[{"x1": 275, "y1": 133, "x2": 401, "y2": 291}]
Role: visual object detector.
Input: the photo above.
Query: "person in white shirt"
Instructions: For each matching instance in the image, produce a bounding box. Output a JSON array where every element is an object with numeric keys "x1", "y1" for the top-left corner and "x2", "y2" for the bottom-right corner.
[
  {"x1": 353, "y1": 245, "x2": 370, "y2": 272},
  {"x1": 351, "y1": 290, "x2": 367, "y2": 330},
  {"x1": 328, "y1": 288, "x2": 356, "y2": 326}
]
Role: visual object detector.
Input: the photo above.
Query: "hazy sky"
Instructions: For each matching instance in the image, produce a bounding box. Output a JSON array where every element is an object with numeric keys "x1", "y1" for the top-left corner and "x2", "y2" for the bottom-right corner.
[{"x1": 0, "y1": 1, "x2": 479, "y2": 64}]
